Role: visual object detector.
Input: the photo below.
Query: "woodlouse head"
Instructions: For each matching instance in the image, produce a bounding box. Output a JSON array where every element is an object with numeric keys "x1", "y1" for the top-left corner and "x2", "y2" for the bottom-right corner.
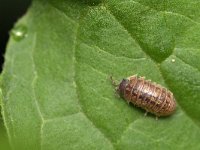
[{"x1": 117, "y1": 79, "x2": 129, "y2": 97}]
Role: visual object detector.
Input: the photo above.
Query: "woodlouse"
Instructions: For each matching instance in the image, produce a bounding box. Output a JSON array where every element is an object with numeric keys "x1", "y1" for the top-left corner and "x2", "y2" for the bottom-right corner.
[{"x1": 111, "y1": 75, "x2": 176, "y2": 117}]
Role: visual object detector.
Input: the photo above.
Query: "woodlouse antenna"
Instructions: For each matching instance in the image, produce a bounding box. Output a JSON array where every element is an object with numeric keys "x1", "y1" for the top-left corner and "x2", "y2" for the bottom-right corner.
[{"x1": 110, "y1": 76, "x2": 118, "y2": 87}]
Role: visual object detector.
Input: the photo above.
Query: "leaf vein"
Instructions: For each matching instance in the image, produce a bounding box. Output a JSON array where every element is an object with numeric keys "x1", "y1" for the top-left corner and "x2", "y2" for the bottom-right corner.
[
  {"x1": 74, "y1": 21, "x2": 115, "y2": 149},
  {"x1": 2, "y1": 53, "x2": 16, "y2": 149},
  {"x1": 164, "y1": 11, "x2": 200, "y2": 25},
  {"x1": 121, "y1": 0, "x2": 200, "y2": 25},
  {"x1": 92, "y1": 44, "x2": 147, "y2": 61},
  {"x1": 31, "y1": 34, "x2": 45, "y2": 150},
  {"x1": 174, "y1": 54, "x2": 200, "y2": 73},
  {"x1": 115, "y1": 118, "x2": 141, "y2": 145},
  {"x1": 42, "y1": 112, "x2": 81, "y2": 123},
  {"x1": 49, "y1": 3, "x2": 77, "y2": 24}
]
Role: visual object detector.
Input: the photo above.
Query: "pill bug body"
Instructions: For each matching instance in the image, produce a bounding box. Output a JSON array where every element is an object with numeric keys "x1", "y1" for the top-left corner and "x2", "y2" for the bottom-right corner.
[{"x1": 116, "y1": 75, "x2": 176, "y2": 117}]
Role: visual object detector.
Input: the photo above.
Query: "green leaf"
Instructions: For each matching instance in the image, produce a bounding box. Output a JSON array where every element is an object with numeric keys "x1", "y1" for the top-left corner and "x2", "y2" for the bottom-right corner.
[
  {"x1": 1, "y1": 0, "x2": 200, "y2": 149},
  {"x1": 0, "y1": 113, "x2": 11, "y2": 150}
]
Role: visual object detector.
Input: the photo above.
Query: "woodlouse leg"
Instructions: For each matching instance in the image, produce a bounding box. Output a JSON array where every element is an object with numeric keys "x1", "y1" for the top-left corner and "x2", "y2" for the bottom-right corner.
[
  {"x1": 139, "y1": 76, "x2": 145, "y2": 79},
  {"x1": 155, "y1": 116, "x2": 159, "y2": 121},
  {"x1": 144, "y1": 111, "x2": 148, "y2": 117},
  {"x1": 126, "y1": 100, "x2": 131, "y2": 105},
  {"x1": 114, "y1": 91, "x2": 120, "y2": 98},
  {"x1": 127, "y1": 75, "x2": 137, "y2": 80},
  {"x1": 110, "y1": 76, "x2": 118, "y2": 86}
]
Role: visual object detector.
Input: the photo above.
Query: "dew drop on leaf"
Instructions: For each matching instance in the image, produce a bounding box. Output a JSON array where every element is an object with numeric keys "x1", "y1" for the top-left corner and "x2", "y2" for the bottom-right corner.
[{"x1": 11, "y1": 25, "x2": 27, "y2": 41}]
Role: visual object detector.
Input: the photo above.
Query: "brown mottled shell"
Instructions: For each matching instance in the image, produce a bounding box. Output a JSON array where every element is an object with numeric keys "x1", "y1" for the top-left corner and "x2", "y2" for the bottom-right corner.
[{"x1": 117, "y1": 75, "x2": 176, "y2": 117}]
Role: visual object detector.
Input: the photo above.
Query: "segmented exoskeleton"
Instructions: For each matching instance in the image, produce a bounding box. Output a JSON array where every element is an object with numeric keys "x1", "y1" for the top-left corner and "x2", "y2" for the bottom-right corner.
[{"x1": 111, "y1": 75, "x2": 176, "y2": 117}]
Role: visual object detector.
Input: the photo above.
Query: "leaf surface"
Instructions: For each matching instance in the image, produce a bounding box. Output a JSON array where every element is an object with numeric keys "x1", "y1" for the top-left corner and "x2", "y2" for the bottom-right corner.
[{"x1": 1, "y1": 0, "x2": 200, "y2": 149}]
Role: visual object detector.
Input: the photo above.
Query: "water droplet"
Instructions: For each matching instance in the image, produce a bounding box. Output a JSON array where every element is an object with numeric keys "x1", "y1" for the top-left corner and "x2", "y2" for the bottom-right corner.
[
  {"x1": 11, "y1": 25, "x2": 27, "y2": 41},
  {"x1": 171, "y1": 59, "x2": 176, "y2": 63}
]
